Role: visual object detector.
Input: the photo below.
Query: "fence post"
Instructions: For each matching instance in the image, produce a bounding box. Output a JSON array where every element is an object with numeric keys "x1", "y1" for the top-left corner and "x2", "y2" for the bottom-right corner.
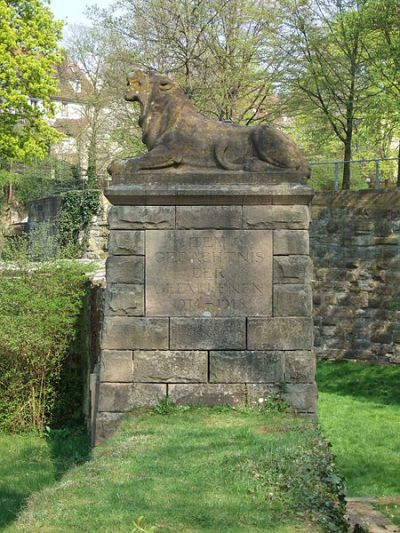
[
  {"x1": 375, "y1": 160, "x2": 380, "y2": 191},
  {"x1": 334, "y1": 162, "x2": 339, "y2": 192}
]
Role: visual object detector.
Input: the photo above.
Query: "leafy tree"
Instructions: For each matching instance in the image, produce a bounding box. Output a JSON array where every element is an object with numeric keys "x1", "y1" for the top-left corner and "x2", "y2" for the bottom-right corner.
[
  {"x1": 91, "y1": 0, "x2": 282, "y2": 124},
  {"x1": 361, "y1": 0, "x2": 400, "y2": 185},
  {"x1": 276, "y1": 0, "x2": 380, "y2": 189},
  {"x1": 0, "y1": 0, "x2": 63, "y2": 161}
]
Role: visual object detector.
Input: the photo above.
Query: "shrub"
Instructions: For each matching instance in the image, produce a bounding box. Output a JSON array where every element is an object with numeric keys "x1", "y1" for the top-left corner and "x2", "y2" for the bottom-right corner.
[{"x1": 0, "y1": 261, "x2": 90, "y2": 432}]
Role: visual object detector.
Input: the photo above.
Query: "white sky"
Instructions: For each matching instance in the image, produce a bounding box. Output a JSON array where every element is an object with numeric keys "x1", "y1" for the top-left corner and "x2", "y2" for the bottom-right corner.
[{"x1": 50, "y1": 0, "x2": 114, "y2": 26}]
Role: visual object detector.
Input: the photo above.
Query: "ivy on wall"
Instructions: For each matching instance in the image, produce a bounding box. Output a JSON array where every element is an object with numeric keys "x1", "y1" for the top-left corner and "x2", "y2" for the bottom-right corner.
[{"x1": 57, "y1": 190, "x2": 101, "y2": 257}]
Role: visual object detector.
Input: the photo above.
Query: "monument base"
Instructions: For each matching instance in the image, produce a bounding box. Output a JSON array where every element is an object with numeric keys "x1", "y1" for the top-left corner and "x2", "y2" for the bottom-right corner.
[{"x1": 93, "y1": 172, "x2": 316, "y2": 444}]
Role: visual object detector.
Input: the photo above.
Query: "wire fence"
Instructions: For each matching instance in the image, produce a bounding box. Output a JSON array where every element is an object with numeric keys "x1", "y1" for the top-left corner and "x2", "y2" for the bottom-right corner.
[
  {"x1": 2, "y1": 156, "x2": 399, "y2": 196},
  {"x1": 310, "y1": 157, "x2": 400, "y2": 192},
  {"x1": 0, "y1": 158, "x2": 111, "y2": 202}
]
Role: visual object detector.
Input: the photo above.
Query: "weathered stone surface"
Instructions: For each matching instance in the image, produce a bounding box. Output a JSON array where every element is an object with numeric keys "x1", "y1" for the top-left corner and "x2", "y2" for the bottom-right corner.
[
  {"x1": 274, "y1": 230, "x2": 309, "y2": 255},
  {"x1": 109, "y1": 206, "x2": 175, "y2": 229},
  {"x1": 94, "y1": 412, "x2": 125, "y2": 444},
  {"x1": 247, "y1": 318, "x2": 313, "y2": 350},
  {"x1": 273, "y1": 256, "x2": 313, "y2": 284},
  {"x1": 311, "y1": 192, "x2": 400, "y2": 364},
  {"x1": 100, "y1": 350, "x2": 133, "y2": 382},
  {"x1": 168, "y1": 384, "x2": 246, "y2": 406},
  {"x1": 170, "y1": 318, "x2": 246, "y2": 349},
  {"x1": 210, "y1": 351, "x2": 284, "y2": 383},
  {"x1": 101, "y1": 317, "x2": 169, "y2": 350},
  {"x1": 106, "y1": 180, "x2": 313, "y2": 206},
  {"x1": 273, "y1": 284, "x2": 312, "y2": 317},
  {"x1": 247, "y1": 384, "x2": 280, "y2": 406},
  {"x1": 243, "y1": 206, "x2": 310, "y2": 229},
  {"x1": 283, "y1": 383, "x2": 317, "y2": 412},
  {"x1": 284, "y1": 352, "x2": 315, "y2": 383},
  {"x1": 98, "y1": 382, "x2": 166, "y2": 411},
  {"x1": 176, "y1": 206, "x2": 242, "y2": 229},
  {"x1": 146, "y1": 230, "x2": 272, "y2": 316},
  {"x1": 134, "y1": 350, "x2": 208, "y2": 382},
  {"x1": 106, "y1": 256, "x2": 144, "y2": 284},
  {"x1": 108, "y1": 230, "x2": 144, "y2": 255},
  {"x1": 104, "y1": 285, "x2": 144, "y2": 316},
  {"x1": 108, "y1": 70, "x2": 309, "y2": 176}
]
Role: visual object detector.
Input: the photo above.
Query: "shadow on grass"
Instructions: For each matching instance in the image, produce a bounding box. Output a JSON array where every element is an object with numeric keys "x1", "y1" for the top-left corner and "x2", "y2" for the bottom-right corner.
[
  {"x1": 46, "y1": 428, "x2": 91, "y2": 480},
  {"x1": 0, "y1": 429, "x2": 90, "y2": 531},
  {"x1": 317, "y1": 361, "x2": 400, "y2": 405}
]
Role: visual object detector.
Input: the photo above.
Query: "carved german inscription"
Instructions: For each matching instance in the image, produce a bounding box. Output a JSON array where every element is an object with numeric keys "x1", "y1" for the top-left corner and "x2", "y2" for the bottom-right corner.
[{"x1": 146, "y1": 230, "x2": 272, "y2": 316}]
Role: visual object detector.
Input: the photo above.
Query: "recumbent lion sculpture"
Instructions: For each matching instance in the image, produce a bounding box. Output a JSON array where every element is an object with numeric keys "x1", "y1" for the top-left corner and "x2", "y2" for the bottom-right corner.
[{"x1": 108, "y1": 70, "x2": 309, "y2": 177}]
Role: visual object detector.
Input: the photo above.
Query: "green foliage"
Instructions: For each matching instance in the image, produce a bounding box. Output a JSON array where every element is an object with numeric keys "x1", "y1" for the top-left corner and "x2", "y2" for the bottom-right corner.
[
  {"x1": 57, "y1": 190, "x2": 101, "y2": 257},
  {"x1": 131, "y1": 516, "x2": 157, "y2": 533},
  {"x1": 0, "y1": 262, "x2": 90, "y2": 432},
  {"x1": 376, "y1": 504, "x2": 400, "y2": 527},
  {"x1": 0, "y1": 0, "x2": 63, "y2": 161}
]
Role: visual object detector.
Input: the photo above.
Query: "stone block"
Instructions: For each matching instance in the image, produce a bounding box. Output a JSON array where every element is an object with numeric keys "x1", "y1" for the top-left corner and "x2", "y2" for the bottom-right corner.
[
  {"x1": 94, "y1": 412, "x2": 125, "y2": 445},
  {"x1": 109, "y1": 206, "x2": 175, "y2": 229},
  {"x1": 283, "y1": 383, "x2": 317, "y2": 413},
  {"x1": 98, "y1": 382, "x2": 166, "y2": 411},
  {"x1": 209, "y1": 351, "x2": 284, "y2": 383},
  {"x1": 97, "y1": 383, "x2": 130, "y2": 411},
  {"x1": 247, "y1": 384, "x2": 280, "y2": 406},
  {"x1": 106, "y1": 256, "x2": 144, "y2": 284},
  {"x1": 108, "y1": 230, "x2": 144, "y2": 255},
  {"x1": 243, "y1": 205, "x2": 310, "y2": 229},
  {"x1": 168, "y1": 384, "x2": 246, "y2": 406},
  {"x1": 247, "y1": 318, "x2": 313, "y2": 350},
  {"x1": 134, "y1": 350, "x2": 208, "y2": 382},
  {"x1": 146, "y1": 229, "x2": 272, "y2": 317},
  {"x1": 170, "y1": 318, "x2": 246, "y2": 349},
  {"x1": 284, "y1": 352, "x2": 315, "y2": 383},
  {"x1": 176, "y1": 206, "x2": 242, "y2": 229},
  {"x1": 101, "y1": 317, "x2": 169, "y2": 350},
  {"x1": 104, "y1": 285, "x2": 144, "y2": 316},
  {"x1": 274, "y1": 230, "x2": 309, "y2": 255},
  {"x1": 273, "y1": 256, "x2": 313, "y2": 284},
  {"x1": 99, "y1": 350, "x2": 133, "y2": 382},
  {"x1": 273, "y1": 284, "x2": 313, "y2": 317}
]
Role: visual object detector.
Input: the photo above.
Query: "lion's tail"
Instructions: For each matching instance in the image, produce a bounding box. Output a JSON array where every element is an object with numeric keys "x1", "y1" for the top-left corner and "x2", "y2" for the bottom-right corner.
[{"x1": 214, "y1": 142, "x2": 243, "y2": 171}]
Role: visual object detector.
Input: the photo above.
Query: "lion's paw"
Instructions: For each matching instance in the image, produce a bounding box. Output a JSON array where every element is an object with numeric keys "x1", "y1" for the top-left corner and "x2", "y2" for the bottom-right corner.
[{"x1": 107, "y1": 158, "x2": 140, "y2": 176}]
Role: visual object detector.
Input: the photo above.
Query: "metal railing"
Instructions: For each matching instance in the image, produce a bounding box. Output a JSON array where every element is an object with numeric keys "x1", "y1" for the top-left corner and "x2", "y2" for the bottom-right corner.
[
  {"x1": 310, "y1": 157, "x2": 400, "y2": 191},
  {"x1": 0, "y1": 158, "x2": 103, "y2": 199}
]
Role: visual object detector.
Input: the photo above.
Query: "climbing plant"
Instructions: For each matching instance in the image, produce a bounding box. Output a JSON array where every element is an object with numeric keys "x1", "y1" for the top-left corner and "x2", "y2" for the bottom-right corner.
[{"x1": 57, "y1": 190, "x2": 101, "y2": 257}]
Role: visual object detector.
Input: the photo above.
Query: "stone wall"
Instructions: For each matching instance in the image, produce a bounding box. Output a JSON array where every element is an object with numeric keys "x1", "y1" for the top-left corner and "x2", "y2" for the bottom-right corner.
[
  {"x1": 311, "y1": 191, "x2": 400, "y2": 364},
  {"x1": 93, "y1": 175, "x2": 316, "y2": 443},
  {"x1": 27, "y1": 194, "x2": 110, "y2": 260}
]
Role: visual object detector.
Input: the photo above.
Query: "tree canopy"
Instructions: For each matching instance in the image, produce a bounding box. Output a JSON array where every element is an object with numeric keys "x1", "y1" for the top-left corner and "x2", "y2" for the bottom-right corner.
[{"x1": 0, "y1": 0, "x2": 62, "y2": 161}]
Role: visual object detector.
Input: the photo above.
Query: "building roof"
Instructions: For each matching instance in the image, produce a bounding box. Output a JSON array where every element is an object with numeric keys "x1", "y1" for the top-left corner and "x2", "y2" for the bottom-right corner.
[{"x1": 54, "y1": 56, "x2": 93, "y2": 103}]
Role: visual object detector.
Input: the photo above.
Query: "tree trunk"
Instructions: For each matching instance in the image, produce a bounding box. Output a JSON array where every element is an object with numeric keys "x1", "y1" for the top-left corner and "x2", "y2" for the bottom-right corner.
[
  {"x1": 342, "y1": 136, "x2": 352, "y2": 190},
  {"x1": 397, "y1": 140, "x2": 400, "y2": 188}
]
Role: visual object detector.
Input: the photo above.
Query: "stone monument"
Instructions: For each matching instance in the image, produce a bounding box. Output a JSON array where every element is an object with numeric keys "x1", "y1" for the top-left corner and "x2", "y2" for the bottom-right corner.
[{"x1": 93, "y1": 71, "x2": 316, "y2": 444}]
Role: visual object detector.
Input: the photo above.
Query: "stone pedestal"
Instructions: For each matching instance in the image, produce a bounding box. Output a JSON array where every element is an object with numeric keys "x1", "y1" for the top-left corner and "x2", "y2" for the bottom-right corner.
[{"x1": 94, "y1": 171, "x2": 316, "y2": 443}]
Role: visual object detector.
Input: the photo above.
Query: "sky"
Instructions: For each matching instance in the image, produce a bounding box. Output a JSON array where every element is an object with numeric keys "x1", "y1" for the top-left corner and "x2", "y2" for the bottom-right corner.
[{"x1": 50, "y1": 0, "x2": 114, "y2": 26}]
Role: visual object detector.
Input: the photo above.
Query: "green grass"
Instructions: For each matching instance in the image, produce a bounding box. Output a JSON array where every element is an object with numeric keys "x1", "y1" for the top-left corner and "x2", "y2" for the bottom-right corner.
[
  {"x1": 376, "y1": 503, "x2": 400, "y2": 527},
  {"x1": 317, "y1": 361, "x2": 400, "y2": 497},
  {"x1": 3, "y1": 407, "x2": 346, "y2": 532},
  {"x1": 0, "y1": 430, "x2": 90, "y2": 531}
]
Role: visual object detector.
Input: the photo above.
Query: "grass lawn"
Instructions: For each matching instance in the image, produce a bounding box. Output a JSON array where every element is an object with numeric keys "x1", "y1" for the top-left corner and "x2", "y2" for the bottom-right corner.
[
  {"x1": 2, "y1": 407, "x2": 346, "y2": 533},
  {"x1": 0, "y1": 430, "x2": 90, "y2": 531},
  {"x1": 377, "y1": 503, "x2": 400, "y2": 527},
  {"x1": 317, "y1": 361, "x2": 400, "y2": 497}
]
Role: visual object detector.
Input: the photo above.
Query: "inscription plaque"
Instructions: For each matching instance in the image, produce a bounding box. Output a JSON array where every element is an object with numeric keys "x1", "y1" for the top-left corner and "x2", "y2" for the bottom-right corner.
[{"x1": 146, "y1": 230, "x2": 272, "y2": 317}]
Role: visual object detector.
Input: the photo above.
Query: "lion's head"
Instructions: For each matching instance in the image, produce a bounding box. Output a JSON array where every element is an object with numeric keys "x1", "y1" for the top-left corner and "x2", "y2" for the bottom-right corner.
[{"x1": 125, "y1": 70, "x2": 183, "y2": 108}]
